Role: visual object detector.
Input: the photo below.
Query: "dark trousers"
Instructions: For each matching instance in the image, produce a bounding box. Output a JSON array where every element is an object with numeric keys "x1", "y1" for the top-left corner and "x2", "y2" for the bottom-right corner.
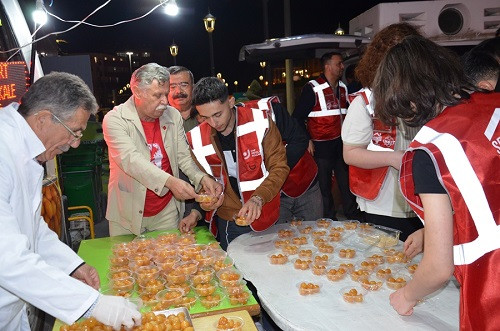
[
  {"x1": 315, "y1": 138, "x2": 358, "y2": 219},
  {"x1": 215, "y1": 216, "x2": 281, "y2": 330},
  {"x1": 215, "y1": 215, "x2": 252, "y2": 251}
]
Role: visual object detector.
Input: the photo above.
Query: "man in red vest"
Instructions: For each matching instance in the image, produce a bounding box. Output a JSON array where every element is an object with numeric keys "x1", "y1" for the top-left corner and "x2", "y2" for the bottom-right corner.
[
  {"x1": 187, "y1": 77, "x2": 289, "y2": 250},
  {"x1": 373, "y1": 35, "x2": 499, "y2": 330},
  {"x1": 236, "y1": 95, "x2": 322, "y2": 225},
  {"x1": 293, "y1": 52, "x2": 360, "y2": 221}
]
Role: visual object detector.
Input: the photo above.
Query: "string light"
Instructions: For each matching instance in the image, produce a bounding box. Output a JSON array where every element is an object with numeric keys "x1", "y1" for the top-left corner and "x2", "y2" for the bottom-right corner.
[{"x1": 1, "y1": 0, "x2": 172, "y2": 59}]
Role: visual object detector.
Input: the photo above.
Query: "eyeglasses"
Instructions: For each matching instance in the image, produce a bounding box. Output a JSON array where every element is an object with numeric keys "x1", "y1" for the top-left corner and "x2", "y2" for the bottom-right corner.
[
  {"x1": 51, "y1": 113, "x2": 83, "y2": 142},
  {"x1": 169, "y1": 82, "x2": 190, "y2": 90}
]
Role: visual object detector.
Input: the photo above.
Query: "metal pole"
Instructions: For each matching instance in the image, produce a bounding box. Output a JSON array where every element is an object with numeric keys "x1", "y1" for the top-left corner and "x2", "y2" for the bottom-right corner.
[
  {"x1": 284, "y1": 0, "x2": 294, "y2": 113},
  {"x1": 29, "y1": 22, "x2": 38, "y2": 85},
  {"x1": 173, "y1": 56, "x2": 177, "y2": 66},
  {"x1": 208, "y1": 32, "x2": 215, "y2": 77},
  {"x1": 127, "y1": 54, "x2": 132, "y2": 74},
  {"x1": 262, "y1": 0, "x2": 272, "y2": 96}
]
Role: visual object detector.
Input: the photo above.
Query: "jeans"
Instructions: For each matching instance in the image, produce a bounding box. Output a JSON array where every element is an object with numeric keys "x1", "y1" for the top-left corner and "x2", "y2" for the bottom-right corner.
[
  {"x1": 278, "y1": 180, "x2": 323, "y2": 223},
  {"x1": 215, "y1": 215, "x2": 253, "y2": 251}
]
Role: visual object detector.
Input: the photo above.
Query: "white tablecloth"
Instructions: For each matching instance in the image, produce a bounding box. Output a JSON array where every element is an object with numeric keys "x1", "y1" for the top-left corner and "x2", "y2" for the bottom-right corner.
[{"x1": 228, "y1": 222, "x2": 459, "y2": 331}]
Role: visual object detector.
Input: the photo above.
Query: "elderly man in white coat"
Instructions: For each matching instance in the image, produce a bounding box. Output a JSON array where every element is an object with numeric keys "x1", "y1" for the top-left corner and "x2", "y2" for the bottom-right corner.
[{"x1": 0, "y1": 72, "x2": 141, "y2": 330}]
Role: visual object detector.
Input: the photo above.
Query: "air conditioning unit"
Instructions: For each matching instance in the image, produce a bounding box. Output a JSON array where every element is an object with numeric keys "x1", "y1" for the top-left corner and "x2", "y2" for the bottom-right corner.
[{"x1": 349, "y1": 0, "x2": 499, "y2": 46}]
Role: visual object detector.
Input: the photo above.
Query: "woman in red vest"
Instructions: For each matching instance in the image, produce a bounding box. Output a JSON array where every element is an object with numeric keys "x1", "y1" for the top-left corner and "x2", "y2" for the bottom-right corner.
[
  {"x1": 342, "y1": 23, "x2": 423, "y2": 245},
  {"x1": 373, "y1": 35, "x2": 499, "y2": 330}
]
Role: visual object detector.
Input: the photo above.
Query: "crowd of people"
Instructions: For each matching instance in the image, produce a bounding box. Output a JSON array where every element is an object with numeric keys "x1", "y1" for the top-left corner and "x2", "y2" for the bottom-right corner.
[{"x1": 0, "y1": 22, "x2": 498, "y2": 330}]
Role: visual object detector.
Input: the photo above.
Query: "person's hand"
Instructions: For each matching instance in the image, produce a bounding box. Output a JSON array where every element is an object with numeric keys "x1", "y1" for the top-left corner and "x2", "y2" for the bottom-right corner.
[
  {"x1": 390, "y1": 287, "x2": 417, "y2": 316},
  {"x1": 404, "y1": 228, "x2": 424, "y2": 259},
  {"x1": 72, "y1": 263, "x2": 100, "y2": 290},
  {"x1": 91, "y1": 295, "x2": 141, "y2": 330},
  {"x1": 200, "y1": 175, "x2": 223, "y2": 197},
  {"x1": 200, "y1": 193, "x2": 224, "y2": 211},
  {"x1": 165, "y1": 176, "x2": 198, "y2": 200},
  {"x1": 307, "y1": 140, "x2": 315, "y2": 156},
  {"x1": 237, "y1": 196, "x2": 263, "y2": 225},
  {"x1": 389, "y1": 150, "x2": 405, "y2": 170},
  {"x1": 179, "y1": 211, "x2": 199, "y2": 234}
]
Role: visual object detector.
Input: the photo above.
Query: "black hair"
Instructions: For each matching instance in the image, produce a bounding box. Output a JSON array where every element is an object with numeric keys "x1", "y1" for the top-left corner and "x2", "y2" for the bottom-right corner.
[
  {"x1": 192, "y1": 77, "x2": 228, "y2": 106},
  {"x1": 320, "y1": 52, "x2": 342, "y2": 68}
]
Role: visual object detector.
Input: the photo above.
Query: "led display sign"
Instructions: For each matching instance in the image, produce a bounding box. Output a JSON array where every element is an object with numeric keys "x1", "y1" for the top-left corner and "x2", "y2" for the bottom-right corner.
[{"x1": 0, "y1": 61, "x2": 29, "y2": 107}]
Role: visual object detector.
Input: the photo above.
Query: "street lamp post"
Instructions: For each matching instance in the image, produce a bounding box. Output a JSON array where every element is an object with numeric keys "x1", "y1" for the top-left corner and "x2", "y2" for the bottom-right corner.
[
  {"x1": 169, "y1": 40, "x2": 178, "y2": 65},
  {"x1": 125, "y1": 52, "x2": 133, "y2": 74},
  {"x1": 203, "y1": 12, "x2": 216, "y2": 77}
]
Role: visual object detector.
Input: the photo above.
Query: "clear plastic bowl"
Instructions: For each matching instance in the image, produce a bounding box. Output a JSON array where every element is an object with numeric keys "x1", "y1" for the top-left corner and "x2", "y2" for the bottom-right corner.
[
  {"x1": 216, "y1": 269, "x2": 242, "y2": 287},
  {"x1": 360, "y1": 278, "x2": 383, "y2": 291},
  {"x1": 386, "y1": 273, "x2": 410, "y2": 290},
  {"x1": 298, "y1": 248, "x2": 317, "y2": 258},
  {"x1": 326, "y1": 266, "x2": 347, "y2": 282},
  {"x1": 291, "y1": 236, "x2": 309, "y2": 246},
  {"x1": 221, "y1": 280, "x2": 248, "y2": 295},
  {"x1": 155, "y1": 232, "x2": 180, "y2": 245},
  {"x1": 135, "y1": 265, "x2": 160, "y2": 286},
  {"x1": 277, "y1": 228, "x2": 296, "y2": 238},
  {"x1": 290, "y1": 217, "x2": 303, "y2": 227},
  {"x1": 343, "y1": 220, "x2": 360, "y2": 230},
  {"x1": 109, "y1": 276, "x2": 135, "y2": 295},
  {"x1": 199, "y1": 293, "x2": 225, "y2": 309},
  {"x1": 340, "y1": 286, "x2": 367, "y2": 303},
  {"x1": 312, "y1": 254, "x2": 330, "y2": 266},
  {"x1": 317, "y1": 243, "x2": 334, "y2": 254},
  {"x1": 268, "y1": 253, "x2": 289, "y2": 265},
  {"x1": 164, "y1": 269, "x2": 188, "y2": 285},
  {"x1": 293, "y1": 258, "x2": 312, "y2": 270},
  {"x1": 191, "y1": 267, "x2": 215, "y2": 285},
  {"x1": 311, "y1": 263, "x2": 327, "y2": 276},
  {"x1": 374, "y1": 264, "x2": 400, "y2": 279},
  {"x1": 233, "y1": 213, "x2": 251, "y2": 226},
  {"x1": 155, "y1": 289, "x2": 184, "y2": 308},
  {"x1": 107, "y1": 269, "x2": 132, "y2": 281},
  {"x1": 213, "y1": 256, "x2": 234, "y2": 272},
  {"x1": 297, "y1": 281, "x2": 321, "y2": 296},
  {"x1": 228, "y1": 290, "x2": 250, "y2": 305},
  {"x1": 174, "y1": 261, "x2": 199, "y2": 276},
  {"x1": 191, "y1": 280, "x2": 218, "y2": 297},
  {"x1": 215, "y1": 316, "x2": 245, "y2": 331},
  {"x1": 338, "y1": 248, "x2": 356, "y2": 259},
  {"x1": 315, "y1": 218, "x2": 334, "y2": 228},
  {"x1": 154, "y1": 256, "x2": 180, "y2": 273},
  {"x1": 137, "y1": 277, "x2": 166, "y2": 295}
]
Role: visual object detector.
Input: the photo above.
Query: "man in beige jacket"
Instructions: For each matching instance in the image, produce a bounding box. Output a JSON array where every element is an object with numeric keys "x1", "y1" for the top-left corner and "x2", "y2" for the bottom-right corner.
[{"x1": 103, "y1": 63, "x2": 221, "y2": 236}]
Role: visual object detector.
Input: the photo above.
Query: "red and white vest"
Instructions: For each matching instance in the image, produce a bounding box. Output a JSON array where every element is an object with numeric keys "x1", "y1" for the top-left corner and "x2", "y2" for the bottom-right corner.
[
  {"x1": 400, "y1": 92, "x2": 500, "y2": 330},
  {"x1": 347, "y1": 88, "x2": 397, "y2": 200},
  {"x1": 307, "y1": 76, "x2": 348, "y2": 141},
  {"x1": 240, "y1": 98, "x2": 318, "y2": 198},
  {"x1": 186, "y1": 101, "x2": 280, "y2": 233}
]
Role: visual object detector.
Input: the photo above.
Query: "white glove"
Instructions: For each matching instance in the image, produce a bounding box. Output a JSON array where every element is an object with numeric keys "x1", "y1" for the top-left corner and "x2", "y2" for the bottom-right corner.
[{"x1": 90, "y1": 295, "x2": 141, "y2": 330}]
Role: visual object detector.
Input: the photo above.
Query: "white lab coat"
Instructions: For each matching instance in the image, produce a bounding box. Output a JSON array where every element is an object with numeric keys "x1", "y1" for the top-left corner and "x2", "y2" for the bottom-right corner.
[{"x1": 0, "y1": 104, "x2": 99, "y2": 330}]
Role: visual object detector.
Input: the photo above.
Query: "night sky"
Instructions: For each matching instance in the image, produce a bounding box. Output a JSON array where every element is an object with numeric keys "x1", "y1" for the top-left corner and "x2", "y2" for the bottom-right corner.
[{"x1": 18, "y1": 0, "x2": 418, "y2": 87}]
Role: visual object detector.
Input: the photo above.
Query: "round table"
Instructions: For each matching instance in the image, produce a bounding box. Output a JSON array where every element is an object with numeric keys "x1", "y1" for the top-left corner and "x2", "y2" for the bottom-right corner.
[{"x1": 228, "y1": 222, "x2": 459, "y2": 331}]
